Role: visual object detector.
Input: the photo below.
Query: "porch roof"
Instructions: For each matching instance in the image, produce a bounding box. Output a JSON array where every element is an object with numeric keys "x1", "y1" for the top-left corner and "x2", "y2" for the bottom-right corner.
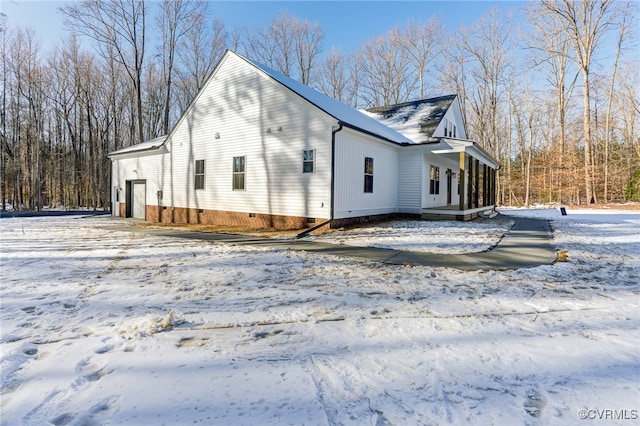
[{"x1": 429, "y1": 138, "x2": 499, "y2": 169}]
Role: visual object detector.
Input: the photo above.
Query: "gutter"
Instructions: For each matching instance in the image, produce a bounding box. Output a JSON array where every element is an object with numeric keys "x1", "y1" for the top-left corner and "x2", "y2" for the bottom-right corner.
[
  {"x1": 338, "y1": 121, "x2": 409, "y2": 146},
  {"x1": 106, "y1": 144, "x2": 166, "y2": 160},
  {"x1": 295, "y1": 121, "x2": 343, "y2": 239}
]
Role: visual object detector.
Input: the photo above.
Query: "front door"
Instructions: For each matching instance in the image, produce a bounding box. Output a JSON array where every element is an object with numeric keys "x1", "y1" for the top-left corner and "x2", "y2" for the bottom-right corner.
[{"x1": 132, "y1": 182, "x2": 146, "y2": 219}]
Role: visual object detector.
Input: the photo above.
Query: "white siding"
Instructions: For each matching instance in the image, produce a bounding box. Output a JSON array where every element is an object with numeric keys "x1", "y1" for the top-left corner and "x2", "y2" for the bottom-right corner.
[
  {"x1": 422, "y1": 152, "x2": 461, "y2": 208},
  {"x1": 334, "y1": 128, "x2": 399, "y2": 219},
  {"x1": 397, "y1": 147, "x2": 423, "y2": 214},
  {"x1": 111, "y1": 151, "x2": 165, "y2": 214},
  {"x1": 154, "y1": 52, "x2": 335, "y2": 219},
  {"x1": 433, "y1": 97, "x2": 467, "y2": 140}
]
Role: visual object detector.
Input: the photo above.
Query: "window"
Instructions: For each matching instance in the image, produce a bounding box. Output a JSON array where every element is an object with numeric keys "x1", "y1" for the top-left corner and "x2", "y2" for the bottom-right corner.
[
  {"x1": 303, "y1": 149, "x2": 315, "y2": 173},
  {"x1": 364, "y1": 157, "x2": 374, "y2": 193},
  {"x1": 195, "y1": 159, "x2": 205, "y2": 190},
  {"x1": 233, "y1": 156, "x2": 245, "y2": 190},
  {"x1": 430, "y1": 165, "x2": 440, "y2": 195}
]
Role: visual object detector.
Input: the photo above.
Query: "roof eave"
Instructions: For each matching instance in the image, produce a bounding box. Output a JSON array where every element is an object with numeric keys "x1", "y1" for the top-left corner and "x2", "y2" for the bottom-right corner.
[
  {"x1": 107, "y1": 144, "x2": 167, "y2": 159},
  {"x1": 428, "y1": 137, "x2": 500, "y2": 168}
]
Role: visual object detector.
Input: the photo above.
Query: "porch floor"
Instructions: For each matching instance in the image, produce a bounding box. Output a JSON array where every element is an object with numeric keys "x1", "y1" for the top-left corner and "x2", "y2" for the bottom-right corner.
[{"x1": 421, "y1": 204, "x2": 495, "y2": 221}]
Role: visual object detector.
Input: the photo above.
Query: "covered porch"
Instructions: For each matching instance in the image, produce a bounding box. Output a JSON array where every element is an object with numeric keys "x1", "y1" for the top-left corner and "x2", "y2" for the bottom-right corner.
[{"x1": 422, "y1": 138, "x2": 499, "y2": 221}]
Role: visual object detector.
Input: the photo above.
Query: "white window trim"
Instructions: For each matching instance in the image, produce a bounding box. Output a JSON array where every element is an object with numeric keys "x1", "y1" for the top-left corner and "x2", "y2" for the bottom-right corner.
[
  {"x1": 232, "y1": 155, "x2": 246, "y2": 191},
  {"x1": 364, "y1": 156, "x2": 374, "y2": 193},
  {"x1": 195, "y1": 159, "x2": 205, "y2": 190},
  {"x1": 303, "y1": 149, "x2": 315, "y2": 173}
]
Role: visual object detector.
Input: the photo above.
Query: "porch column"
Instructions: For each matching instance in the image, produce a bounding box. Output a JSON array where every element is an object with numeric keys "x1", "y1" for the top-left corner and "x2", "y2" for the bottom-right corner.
[
  {"x1": 458, "y1": 152, "x2": 465, "y2": 210},
  {"x1": 491, "y1": 167, "x2": 497, "y2": 205},
  {"x1": 467, "y1": 155, "x2": 473, "y2": 209},
  {"x1": 472, "y1": 159, "x2": 480, "y2": 209}
]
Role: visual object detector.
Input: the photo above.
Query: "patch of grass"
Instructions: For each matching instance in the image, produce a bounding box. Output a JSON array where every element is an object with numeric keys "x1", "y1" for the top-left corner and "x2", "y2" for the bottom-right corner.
[{"x1": 556, "y1": 250, "x2": 569, "y2": 262}]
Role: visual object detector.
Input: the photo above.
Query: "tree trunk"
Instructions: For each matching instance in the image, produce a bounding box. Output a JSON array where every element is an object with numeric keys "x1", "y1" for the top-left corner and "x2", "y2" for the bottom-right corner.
[{"x1": 582, "y1": 69, "x2": 595, "y2": 204}]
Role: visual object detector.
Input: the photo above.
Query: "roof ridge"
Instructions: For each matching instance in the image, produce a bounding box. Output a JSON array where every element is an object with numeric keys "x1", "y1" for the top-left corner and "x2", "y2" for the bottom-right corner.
[{"x1": 366, "y1": 94, "x2": 457, "y2": 113}]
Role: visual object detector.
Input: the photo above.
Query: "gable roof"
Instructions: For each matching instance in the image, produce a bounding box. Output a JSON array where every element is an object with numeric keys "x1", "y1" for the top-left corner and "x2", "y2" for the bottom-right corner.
[
  {"x1": 109, "y1": 50, "x2": 414, "y2": 158},
  {"x1": 235, "y1": 51, "x2": 412, "y2": 145},
  {"x1": 362, "y1": 95, "x2": 457, "y2": 143}
]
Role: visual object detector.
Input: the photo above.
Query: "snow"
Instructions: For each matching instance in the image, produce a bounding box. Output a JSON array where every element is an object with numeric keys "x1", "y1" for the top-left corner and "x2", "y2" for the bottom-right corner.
[
  {"x1": 361, "y1": 103, "x2": 437, "y2": 143},
  {"x1": 107, "y1": 136, "x2": 167, "y2": 157},
  {"x1": 1, "y1": 208, "x2": 639, "y2": 425},
  {"x1": 307, "y1": 217, "x2": 516, "y2": 254}
]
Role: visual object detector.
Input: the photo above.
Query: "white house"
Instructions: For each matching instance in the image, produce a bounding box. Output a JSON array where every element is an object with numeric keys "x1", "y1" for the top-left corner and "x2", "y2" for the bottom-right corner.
[{"x1": 107, "y1": 50, "x2": 498, "y2": 230}]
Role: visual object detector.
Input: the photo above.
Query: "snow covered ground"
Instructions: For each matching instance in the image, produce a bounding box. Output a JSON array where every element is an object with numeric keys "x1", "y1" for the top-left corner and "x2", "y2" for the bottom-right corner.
[
  {"x1": 307, "y1": 217, "x2": 516, "y2": 254},
  {"x1": 1, "y1": 208, "x2": 638, "y2": 425}
]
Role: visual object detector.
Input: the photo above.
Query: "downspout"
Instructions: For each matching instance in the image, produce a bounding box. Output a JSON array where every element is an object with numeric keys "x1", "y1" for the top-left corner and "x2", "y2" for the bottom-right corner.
[{"x1": 295, "y1": 121, "x2": 343, "y2": 239}]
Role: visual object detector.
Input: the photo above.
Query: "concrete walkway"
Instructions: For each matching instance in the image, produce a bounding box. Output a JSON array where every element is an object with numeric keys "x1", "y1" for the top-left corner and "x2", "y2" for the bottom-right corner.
[{"x1": 102, "y1": 215, "x2": 557, "y2": 271}]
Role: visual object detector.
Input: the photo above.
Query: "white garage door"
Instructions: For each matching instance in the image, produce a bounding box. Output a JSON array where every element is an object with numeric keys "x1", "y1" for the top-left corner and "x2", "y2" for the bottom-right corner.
[{"x1": 132, "y1": 182, "x2": 146, "y2": 219}]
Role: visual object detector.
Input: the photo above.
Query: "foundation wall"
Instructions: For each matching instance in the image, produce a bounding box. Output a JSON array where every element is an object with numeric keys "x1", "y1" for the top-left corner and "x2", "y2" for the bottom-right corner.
[
  {"x1": 146, "y1": 205, "x2": 325, "y2": 230},
  {"x1": 121, "y1": 204, "x2": 428, "y2": 231}
]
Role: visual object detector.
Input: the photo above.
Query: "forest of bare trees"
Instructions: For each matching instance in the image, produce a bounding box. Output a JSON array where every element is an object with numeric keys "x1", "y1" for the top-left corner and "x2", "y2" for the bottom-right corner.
[{"x1": 1, "y1": 0, "x2": 638, "y2": 212}]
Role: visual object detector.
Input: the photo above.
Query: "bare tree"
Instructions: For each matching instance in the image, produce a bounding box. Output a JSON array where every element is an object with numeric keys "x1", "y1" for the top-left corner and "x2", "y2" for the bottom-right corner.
[
  {"x1": 602, "y1": 1, "x2": 634, "y2": 202},
  {"x1": 0, "y1": 13, "x2": 8, "y2": 210},
  {"x1": 143, "y1": 61, "x2": 164, "y2": 138},
  {"x1": 398, "y1": 18, "x2": 444, "y2": 98},
  {"x1": 526, "y1": 6, "x2": 579, "y2": 155},
  {"x1": 359, "y1": 28, "x2": 414, "y2": 107},
  {"x1": 525, "y1": 4, "x2": 579, "y2": 203},
  {"x1": 242, "y1": 11, "x2": 323, "y2": 84},
  {"x1": 61, "y1": 0, "x2": 147, "y2": 145},
  {"x1": 243, "y1": 11, "x2": 294, "y2": 76},
  {"x1": 524, "y1": 92, "x2": 541, "y2": 206},
  {"x1": 458, "y1": 9, "x2": 514, "y2": 204},
  {"x1": 461, "y1": 9, "x2": 513, "y2": 151},
  {"x1": 291, "y1": 16, "x2": 323, "y2": 85},
  {"x1": 6, "y1": 27, "x2": 43, "y2": 210},
  {"x1": 347, "y1": 50, "x2": 365, "y2": 108},
  {"x1": 539, "y1": 0, "x2": 617, "y2": 204},
  {"x1": 616, "y1": 61, "x2": 640, "y2": 200},
  {"x1": 440, "y1": 35, "x2": 470, "y2": 127},
  {"x1": 157, "y1": 0, "x2": 207, "y2": 135},
  {"x1": 317, "y1": 48, "x2": 350, "y2": 103},
  {"x1": 175, "y1": 16, "x2": 227, "y2": 112}
]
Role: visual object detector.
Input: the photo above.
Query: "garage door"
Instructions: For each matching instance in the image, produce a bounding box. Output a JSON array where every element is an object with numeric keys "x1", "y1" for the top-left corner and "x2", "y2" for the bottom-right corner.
[{"x1": 132, "y1": 182, "x2": 146, "y2": 219}]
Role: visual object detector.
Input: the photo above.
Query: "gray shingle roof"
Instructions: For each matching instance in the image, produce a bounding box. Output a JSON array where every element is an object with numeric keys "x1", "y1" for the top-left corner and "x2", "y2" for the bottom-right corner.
[{"x1": 364, "y1": 95, "x2": 457, "y2": 143}]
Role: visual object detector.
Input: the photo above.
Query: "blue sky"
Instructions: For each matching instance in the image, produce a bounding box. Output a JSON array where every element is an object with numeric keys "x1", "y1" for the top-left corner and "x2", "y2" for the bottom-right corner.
[{"x1": 2, "y1": 0, "x2": 527, "y2": 53}]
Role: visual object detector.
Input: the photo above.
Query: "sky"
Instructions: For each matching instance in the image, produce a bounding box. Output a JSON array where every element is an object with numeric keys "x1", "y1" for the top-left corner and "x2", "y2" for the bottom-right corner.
[{"x1": 1, "y1": 0, "x2": 528, "y2": 54}]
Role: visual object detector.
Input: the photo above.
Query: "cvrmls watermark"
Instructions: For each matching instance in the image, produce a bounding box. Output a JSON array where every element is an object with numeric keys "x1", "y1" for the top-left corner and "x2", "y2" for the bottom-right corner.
[{"x1": 578, "y1": 409, "x2": 638, "y2": 421}]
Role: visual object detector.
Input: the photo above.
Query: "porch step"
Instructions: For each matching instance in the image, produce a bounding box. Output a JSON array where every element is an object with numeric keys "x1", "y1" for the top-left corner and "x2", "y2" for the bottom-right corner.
[{"x1": 480, "y1": 210, "x2": 498, "y2": 219}]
